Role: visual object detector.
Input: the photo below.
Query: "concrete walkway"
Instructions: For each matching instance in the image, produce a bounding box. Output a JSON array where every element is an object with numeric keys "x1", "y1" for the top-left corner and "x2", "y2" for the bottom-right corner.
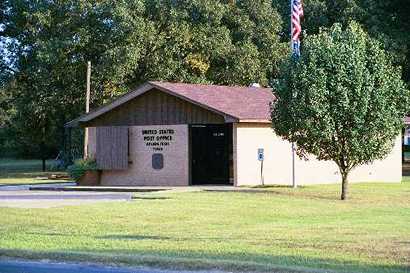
[
  {"x1": 0, "y1": 182, "x2": 272, "y2": 208},
  {"x1": 0, "y1": 260, "x2": 225, "y2": 273},
  {"x1": 0, "y1": 190, "x2": 133, "y2": 208},
  {"x1": 27, "y1": 185, "x2": 268, "y2": 193},
  {"x1": 29, "y1": 185, "x2": 173, "y2": 192},
  {"x1": 0, "y1": 182, "x2": 76, "y2": 191}
]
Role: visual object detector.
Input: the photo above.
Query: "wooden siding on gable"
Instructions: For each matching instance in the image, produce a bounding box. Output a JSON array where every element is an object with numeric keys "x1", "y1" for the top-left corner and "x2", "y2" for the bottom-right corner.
[
  {"x1": 96, "y1": 126, "x2": 129, "y2": 170},
  {"x1": 84, "y1": 89, "x2": 225, "y2": 127}
]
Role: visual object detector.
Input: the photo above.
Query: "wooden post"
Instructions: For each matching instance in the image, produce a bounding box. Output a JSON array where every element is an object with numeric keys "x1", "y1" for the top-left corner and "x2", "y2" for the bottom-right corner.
[
  {"x1": 402, "y1": 127, "x2": 405, "y2": 163},
  {"x1": 84, "y1": 61, "x2": 91, "y2": 159},
  {"x1": 86, "y1": 61, "x2": 91, "y2": 114},
  {"x1": 41, "y1": 126, "x2": 46, "y2": 172}
]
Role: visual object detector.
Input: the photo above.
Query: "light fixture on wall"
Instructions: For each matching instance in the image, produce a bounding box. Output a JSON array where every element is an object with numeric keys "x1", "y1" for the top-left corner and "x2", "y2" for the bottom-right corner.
[{"x1": 249, "y1": 83, "x2": 261, "y2": 88}]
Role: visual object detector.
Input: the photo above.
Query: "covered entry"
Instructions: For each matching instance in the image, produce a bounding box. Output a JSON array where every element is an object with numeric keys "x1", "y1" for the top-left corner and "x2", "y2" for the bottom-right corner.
[{"x1": 190, "y1": 124, "x2": 233, "y2": 185}]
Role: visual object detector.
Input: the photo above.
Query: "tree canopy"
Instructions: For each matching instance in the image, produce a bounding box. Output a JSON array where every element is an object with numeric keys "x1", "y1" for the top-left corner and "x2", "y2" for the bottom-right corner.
[
  {"x1": 0, "y1": 0, "x2": 287, "y2": 157},
  {"x1": 271, "y1": 22, "x2": 410, "y2": 200},
  {"x1": 273, "y1": 0, "x2": 410, "y2": 84},
  {"x1": 1, "y1": 0, "x2": 410, "y2": 161}
]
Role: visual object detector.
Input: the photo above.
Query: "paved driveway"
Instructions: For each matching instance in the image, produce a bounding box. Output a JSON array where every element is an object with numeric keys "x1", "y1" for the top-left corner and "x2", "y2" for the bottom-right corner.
[
  {"x1": 0, "y1": 260, "x2": 224, "y2": 273},
  {"x1": 0, "y1": 184, "x2": 133, "y2": 208},
  {"x1": 0, "y1": 182, "x2": 76, "y2": 191},
  {"x1": 0, "y1": 183, "x2": 256, "y2": 209}
]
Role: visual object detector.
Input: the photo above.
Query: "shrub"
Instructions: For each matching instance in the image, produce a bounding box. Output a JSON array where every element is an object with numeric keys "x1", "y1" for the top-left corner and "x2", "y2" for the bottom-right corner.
[{"x1": 67, "y1": 158, "x2": 98, "y2": 181}]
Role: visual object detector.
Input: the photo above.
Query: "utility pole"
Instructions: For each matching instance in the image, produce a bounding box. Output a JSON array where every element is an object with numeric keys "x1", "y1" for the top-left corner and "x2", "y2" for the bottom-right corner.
[{"x1": 84, "y1": 61, "x2": 91, "y2": 158}]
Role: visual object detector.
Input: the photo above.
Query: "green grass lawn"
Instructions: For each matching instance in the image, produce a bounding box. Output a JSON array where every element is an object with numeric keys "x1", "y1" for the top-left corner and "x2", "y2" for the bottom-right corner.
[
  {"x1": 0, "y1": 158, "x2": 70, "y2": 185},
  {"x1": 0, "y1": 182, "x2": 409, "y2": 273}
]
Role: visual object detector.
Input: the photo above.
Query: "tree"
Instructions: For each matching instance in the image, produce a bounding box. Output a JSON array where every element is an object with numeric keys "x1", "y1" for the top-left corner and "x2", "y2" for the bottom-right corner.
[
  {"x1": 0, "y1": 72, "x2": 11, "y2": 129},
  {"x1": 272, "y1": 0, "x2": 410, "y2": 84},
  {"x1": 1, "y1": 0, "x2": 130, "y2": 159},
  {"x1": 0, "y1": 0, "x2": 287, "y2": 158},
  {"x1": 271, "y1": 22, "x2": 410, "y2": 200},
  {"x1": 123, "y1": 0, "x2": 287, "y2": 86},
  {"x1": 0, "y1": 36, "x2": 12, "y2": 128}
]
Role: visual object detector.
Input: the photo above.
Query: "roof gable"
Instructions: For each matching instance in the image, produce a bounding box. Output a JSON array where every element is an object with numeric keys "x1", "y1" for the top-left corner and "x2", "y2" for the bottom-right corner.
[
  {"x1": 66, "y1": 81, "x2": 274, "y2": 127},
  {"x1": 150, "y1": 82, "x2": 274, "y2": 122}
]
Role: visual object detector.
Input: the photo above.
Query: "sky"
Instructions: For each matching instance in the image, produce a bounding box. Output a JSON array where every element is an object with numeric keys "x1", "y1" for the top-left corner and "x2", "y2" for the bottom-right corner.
[
  {"x1": 0, "y1": 23, "x2": 14, "y2": 71},
  {"x1": 0, "y1": 24, "x2": 8, "y2": 68}
]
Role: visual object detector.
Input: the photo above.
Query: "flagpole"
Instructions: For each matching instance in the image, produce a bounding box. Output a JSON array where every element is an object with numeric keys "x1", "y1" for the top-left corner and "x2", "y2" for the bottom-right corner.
[
  {"x1": 292, "y1": 143, "x2": 296, "y2": 188},
  {"x1": 290, "y1": 0, "x2": 297, "y2": 188},
  {"x1": 290, "y1": 0, "x2": 293, "y2": 52}
]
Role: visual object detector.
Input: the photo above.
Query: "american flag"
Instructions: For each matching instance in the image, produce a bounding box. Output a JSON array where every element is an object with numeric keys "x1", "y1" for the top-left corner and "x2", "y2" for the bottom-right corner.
[{"x1": 291, "y1": 0, "x2": 303, "y2": 56}]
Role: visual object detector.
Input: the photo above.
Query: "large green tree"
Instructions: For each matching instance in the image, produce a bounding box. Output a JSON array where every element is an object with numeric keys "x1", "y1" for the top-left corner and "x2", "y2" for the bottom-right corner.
[
  {"x1": 273, "y1": 0, "x2": 410, "y2": 84},
  {"x1": 271, "y1": 22, "x2": 409, "y2": 200},
  {"x1": 1, "y1": 0, "x2": 128, "y2": 158},
  {"x1": 0, "y1": 70, "x2": 11, "y2": 129},
  {"x1": 0, "y1": 35, "x2": 12, "y2": 128},
  {"x1": 0, "y1": 0, "x2": 287, "y2": 158}
]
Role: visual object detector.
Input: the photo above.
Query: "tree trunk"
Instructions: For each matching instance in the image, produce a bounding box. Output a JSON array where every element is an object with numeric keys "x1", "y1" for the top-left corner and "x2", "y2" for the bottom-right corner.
[{"x1": 341, "y1": 171, "x2": 349, "y2": 200}]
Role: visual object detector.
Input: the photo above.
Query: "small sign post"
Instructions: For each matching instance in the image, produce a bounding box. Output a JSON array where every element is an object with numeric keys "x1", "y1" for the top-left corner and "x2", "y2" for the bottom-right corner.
[
  {"x1": 258, "y1": 148, "x2": 264, "y2": 186},
  {"x1": 257, "y1": 148, "x2": 264, "y2": 161}
]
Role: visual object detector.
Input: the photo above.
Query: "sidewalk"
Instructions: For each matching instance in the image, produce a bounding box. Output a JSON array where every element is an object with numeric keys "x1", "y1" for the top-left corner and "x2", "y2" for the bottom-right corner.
[
  {"x1": 0, "y1": 182, "x2": 76, "y2": 191},
  {"x1": 27, "y1": 184, "x2": 272, "y2": 193}
]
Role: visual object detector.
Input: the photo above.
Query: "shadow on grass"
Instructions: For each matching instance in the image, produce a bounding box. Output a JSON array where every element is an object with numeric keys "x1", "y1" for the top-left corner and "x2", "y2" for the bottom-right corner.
[
  {"x1": 263, "y1": 191, "x2": 342, "y2": 201},
  {"x1": 95, "y1": 233, "x2": 361, "y2": 248},
  {"x1": 0, "y1": 248, "x2": 408, "y2": 273},
  {"x1": 202, "y1": 188, "x2": 342, "y2": 201},
  {"x1": 251, "y1": 185, "x2": 307, "y2": 189},
  {"x1": 96, "y1": 235, "x2": 171, "y2": 240},
  {"x1": 25, "y1": 232, "x2": 72, "y2": 237},
  {"x1": 131, "y1": 196, "x2": 171, "y2": 200}
]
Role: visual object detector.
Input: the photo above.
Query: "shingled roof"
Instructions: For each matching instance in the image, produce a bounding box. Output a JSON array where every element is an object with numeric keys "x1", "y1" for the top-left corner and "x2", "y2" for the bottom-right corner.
[{"x1": 66, "y1": 81, "x2": 275, "y2": 127}]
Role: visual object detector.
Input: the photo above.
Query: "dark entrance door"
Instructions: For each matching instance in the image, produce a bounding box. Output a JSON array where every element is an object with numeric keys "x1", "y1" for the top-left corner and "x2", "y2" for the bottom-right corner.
[{"x1": 190, "y1": 124, "x2": 232, "y2": 185}]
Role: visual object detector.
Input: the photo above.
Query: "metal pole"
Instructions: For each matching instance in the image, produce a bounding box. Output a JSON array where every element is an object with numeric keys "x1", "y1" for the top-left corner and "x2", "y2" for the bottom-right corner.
[
  {"x1": 292, "y1": 143, "x2": 297, "y2": 188},
  {"x1": 290, "y1": 0, "x2": 294, "y2": 53},
  {"x1": 84, "y1": 61, "x2": 91, "y2": 158},
  {"x1": 290, "y1": 0, "x2": 297, "y2": 188}
]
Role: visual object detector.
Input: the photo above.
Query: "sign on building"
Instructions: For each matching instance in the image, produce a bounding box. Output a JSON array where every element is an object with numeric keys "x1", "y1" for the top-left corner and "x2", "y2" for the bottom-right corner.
[{"x1": 257, "y1": 148, "x2": 264, "y2": 161}]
